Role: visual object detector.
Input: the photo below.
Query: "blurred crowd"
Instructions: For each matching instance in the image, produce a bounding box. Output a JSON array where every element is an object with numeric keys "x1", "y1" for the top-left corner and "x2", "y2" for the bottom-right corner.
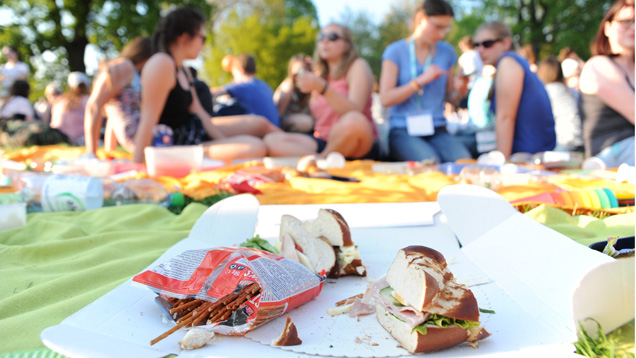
[{"x1": 0, "y1": 0, "x2": 633, "y2": 168}]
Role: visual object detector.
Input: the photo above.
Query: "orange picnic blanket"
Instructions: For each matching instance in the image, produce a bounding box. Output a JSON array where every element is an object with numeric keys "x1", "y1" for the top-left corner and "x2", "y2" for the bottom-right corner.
[{"x1": 2, "y1": 145, "x2": 634, "y2": 215}]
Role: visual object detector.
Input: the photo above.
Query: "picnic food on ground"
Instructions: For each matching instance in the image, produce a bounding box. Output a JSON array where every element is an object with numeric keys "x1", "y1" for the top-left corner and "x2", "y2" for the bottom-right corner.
[
  {"x1": 303, "y1": 208, "x2": 366, "y2": 277},
  {"x1": 279, "y1": 208, "x2": 366, "y2": 278},
  {"x1": 272, "y1": 316, "x2": 302, "y2": 346},
  {"x1": 280, "y1": 214, "x2": 336, "y2": 275},
  {"x1": 370, "y1": 245, "x2": 490, "y2": 353},
  {"x1": 151, "y1": 283, "x2": 262, "y2": 345},
  {"x1": 133, "y1": 247, "x2": 325, "y2": 348}
]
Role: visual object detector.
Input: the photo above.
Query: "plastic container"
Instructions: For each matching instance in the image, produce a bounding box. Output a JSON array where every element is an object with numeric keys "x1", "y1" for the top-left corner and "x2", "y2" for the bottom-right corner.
[
  {"x1": 532, "y1": 151, "x2": 583, "y2": 169},
  {"x1": 144, "y1": 145, "x2": 204, "y2": 178},
  {"x1": 40, "y1": 174, "x2": 104, "y2": 212},
  {"x1": 102, "y1": 178, "x2": 184, "y2": 208}
]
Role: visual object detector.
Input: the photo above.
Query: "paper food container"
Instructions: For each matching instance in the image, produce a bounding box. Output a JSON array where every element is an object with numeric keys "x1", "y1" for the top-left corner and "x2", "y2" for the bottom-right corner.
[{"x1": 41, "y1": 188, "x2": 634, "y2": 357}]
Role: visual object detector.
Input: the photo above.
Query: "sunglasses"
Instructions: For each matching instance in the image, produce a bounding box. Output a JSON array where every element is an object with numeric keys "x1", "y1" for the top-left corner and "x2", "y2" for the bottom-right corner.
[
  {"x1": 474, "y1": 38, "x2": 503, "y2": 49},
  {"x1": 317, "y1": 32, "x2": 344, "y2": 42}
]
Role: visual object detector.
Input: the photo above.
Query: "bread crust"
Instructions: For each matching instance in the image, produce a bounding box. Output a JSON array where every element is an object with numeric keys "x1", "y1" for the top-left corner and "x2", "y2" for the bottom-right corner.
[
  {"x1": 323, "y1": 209, "x2": 353, "y2": 247},
  {"x1": 375, "y1": 303, "x2": 472, "y2": 353},
  {"x1": 272, "y1": 316, "x2": 302, "y2": 346}
]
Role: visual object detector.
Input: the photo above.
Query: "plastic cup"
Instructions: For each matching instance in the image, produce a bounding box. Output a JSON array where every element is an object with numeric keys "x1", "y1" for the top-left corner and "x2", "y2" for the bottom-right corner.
[{"x1": 144, "y1": 145, "x2": 204, "y2": 178}]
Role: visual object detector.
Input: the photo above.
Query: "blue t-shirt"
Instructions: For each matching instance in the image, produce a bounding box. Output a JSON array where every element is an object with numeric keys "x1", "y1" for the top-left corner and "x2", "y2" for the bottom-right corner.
[
  {"x1": 225, "y1": 78, "x2": 280, "y2": 127},
  {"x1": 490, "y1": 52, "x2": 556, "y2": 154},
  {"x1": 382, "y1": 39, "x2": 458, "y2": 129}
]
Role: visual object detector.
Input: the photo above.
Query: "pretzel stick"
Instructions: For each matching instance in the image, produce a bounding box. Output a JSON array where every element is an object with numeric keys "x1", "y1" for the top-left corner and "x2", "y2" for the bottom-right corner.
[
  {"x1": 151, "y1": 283, "x2": 262, "y2": 345},
  {"x1": 151, "y1": 309, "x2": 199, "y2": 345},
  {"x1": 170, "y1": 299, "x2": 201, "y2": 314}
]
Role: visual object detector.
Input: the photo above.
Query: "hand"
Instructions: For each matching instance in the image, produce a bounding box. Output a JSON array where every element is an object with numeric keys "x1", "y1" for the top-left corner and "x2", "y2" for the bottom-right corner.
[
  {"x1": 416, "y1": 64, "x2": 446, "y2": 86},
  {"x1": 295, "y1": 72, "x2": 323, "y2": 94}
]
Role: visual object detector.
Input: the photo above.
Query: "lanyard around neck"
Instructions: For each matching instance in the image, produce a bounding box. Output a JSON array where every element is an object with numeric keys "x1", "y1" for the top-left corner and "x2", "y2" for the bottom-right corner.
[{"x1": 409, "y1": 37, "x2": 433, "y2": 110}]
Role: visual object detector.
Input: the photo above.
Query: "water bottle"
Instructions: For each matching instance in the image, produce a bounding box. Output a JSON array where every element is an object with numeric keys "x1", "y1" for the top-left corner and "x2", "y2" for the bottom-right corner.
[
  {"x1": 152, "y1": 124, "x2": 174, "y2": 147},
  {"x1": 16, "y1": 174, "x2": 104, "y2": 212},
  {"x1": 102, "y1": 178, "x2": 184, "y2": 208}
]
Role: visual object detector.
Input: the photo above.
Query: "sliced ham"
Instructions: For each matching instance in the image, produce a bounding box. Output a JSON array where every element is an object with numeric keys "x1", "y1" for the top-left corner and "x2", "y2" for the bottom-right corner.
[{"x1": 367, "y1": 276, "x2": 429, "y2": 328}]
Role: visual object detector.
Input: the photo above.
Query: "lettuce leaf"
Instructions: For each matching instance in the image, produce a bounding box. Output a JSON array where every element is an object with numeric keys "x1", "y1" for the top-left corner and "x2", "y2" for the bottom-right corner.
[
  {"x1": 240, "y1": 235, "x2": 280, "y2": 254},
  {"x1": 412, "y1": 314, "x2": 480, "y2": 335}
]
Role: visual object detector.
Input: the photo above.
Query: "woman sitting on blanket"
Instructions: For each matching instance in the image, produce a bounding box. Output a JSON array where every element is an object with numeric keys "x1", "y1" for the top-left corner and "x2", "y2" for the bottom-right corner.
[
  {"x1": 132, "y1": 7, "x2": 268, "y2": 164},
  {"x1": 84, "y1": 37, "x2": 152, "y2": 156},
  {"x1": 378, "y1": 0, "x2": 471, "y2": 163},
  {"x1": 579, "y1": 0, "x2": 635, "y2": 167},
  {"x1": 263, "y1": 23, "x2": 377, "y2": 159},
  {"x1": 473, "y1": 21, "x2": 555, "y2": 158}
]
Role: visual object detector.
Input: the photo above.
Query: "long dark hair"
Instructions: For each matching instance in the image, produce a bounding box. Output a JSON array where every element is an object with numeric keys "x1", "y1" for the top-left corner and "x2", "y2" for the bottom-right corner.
[
  {"x1": 591, "y1": 0, "x2": 634, "y2": 56},
  {"x1": 152, "y1": 7, "x2": 205, "y2": 54},
  {"x1": 121, "y1": 36, "x2": 153, "y2": 65}
]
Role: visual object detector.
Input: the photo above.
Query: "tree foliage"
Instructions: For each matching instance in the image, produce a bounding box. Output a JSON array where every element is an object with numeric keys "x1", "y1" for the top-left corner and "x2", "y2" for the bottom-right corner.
[
  {"x1": 474, "y1": 0, "x2": 614, "y2": 59},
  {"x1": 201, "y1": 0, "x2": 319, "y2": 90},
  {"x1": 0, "y1": 0, "x2": 619, "y2": 101}
]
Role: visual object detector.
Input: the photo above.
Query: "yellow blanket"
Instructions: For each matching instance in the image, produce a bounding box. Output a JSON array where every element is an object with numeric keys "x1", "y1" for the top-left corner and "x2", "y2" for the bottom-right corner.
[{"x1": 2, "y1": 146, "x2": 634, "y2": 214}]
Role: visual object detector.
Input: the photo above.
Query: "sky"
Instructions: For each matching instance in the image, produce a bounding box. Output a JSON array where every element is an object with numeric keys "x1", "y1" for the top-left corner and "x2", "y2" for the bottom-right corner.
[{"x1": 313, "y1": 0, "x2": 393, "y2": 26}]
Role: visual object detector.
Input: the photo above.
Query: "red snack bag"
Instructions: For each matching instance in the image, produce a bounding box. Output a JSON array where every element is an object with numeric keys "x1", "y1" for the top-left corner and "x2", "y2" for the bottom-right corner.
[{"x1": 133, "y1": 247, "x2": 325, "y2": 336}]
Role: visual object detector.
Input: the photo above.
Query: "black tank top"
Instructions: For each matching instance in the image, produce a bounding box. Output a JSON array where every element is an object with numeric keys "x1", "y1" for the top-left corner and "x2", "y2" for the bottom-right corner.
[
  {"x1": 158, "y1": 65, "x2": 193, "y2": 131},
  {"x1": 581, "y1": 57, "x2": 635, "y2": 157}
]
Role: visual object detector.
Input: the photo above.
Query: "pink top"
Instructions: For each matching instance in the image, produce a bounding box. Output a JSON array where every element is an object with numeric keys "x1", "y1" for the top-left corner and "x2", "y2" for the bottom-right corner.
[
  {"x1": 309, "y1": 76, "x2": 376, "y2": 141},
  {"x1": 50, "y1": 95, "x2": 89, "y2": 142}
]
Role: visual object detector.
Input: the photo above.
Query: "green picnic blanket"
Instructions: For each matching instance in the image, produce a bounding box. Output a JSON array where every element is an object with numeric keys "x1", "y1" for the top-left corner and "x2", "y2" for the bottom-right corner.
[
  {"x1": 524, "y1": 204, "x2": 635, "y2": 247},
  {"x1": 0, "y1": 202, "x2": 633, "y2": 356},
  {"x1": 0, "y1": 203, "x2": 207, "y2": 354}
]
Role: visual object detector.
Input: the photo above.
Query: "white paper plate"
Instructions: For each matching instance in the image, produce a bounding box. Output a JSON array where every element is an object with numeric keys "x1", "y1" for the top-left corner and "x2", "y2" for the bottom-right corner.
[{"x1": 245, "y1": 282, "x2": 492, "y2": 357}]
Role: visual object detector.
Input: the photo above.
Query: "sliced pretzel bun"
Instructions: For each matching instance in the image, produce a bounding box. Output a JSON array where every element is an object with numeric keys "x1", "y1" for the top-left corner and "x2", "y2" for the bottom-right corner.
[
  {"x1": 280, "y1": 214, "x2": 335, "y2": 275},
  {"x1": 386, "y1": 246, "x2": 454, "y2": 312},
  {"x1": 272, "y1": 316, "x2": 302, "y2": 346},
  {"x1": 303, "y1": 208, "x2": 353, "y2": 247},
  {"x1": 375, "y1": 303, "x2": 489, "y2": 354}
]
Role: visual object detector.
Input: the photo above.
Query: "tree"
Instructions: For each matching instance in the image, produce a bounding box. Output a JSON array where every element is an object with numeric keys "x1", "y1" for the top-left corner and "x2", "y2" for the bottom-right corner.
[
  {"x1": 0, "y1": 0, "x2": 215, "y2": 98},
  {"x1": 476, "y1": 0, "x2": 614, "y2": 60},
  {"x1": 200, "y1": 0, "x2": 319, "y2": 89}
]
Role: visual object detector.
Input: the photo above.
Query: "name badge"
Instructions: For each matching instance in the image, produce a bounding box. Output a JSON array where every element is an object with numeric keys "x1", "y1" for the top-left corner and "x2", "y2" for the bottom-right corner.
[
  {"x1": 406, "y1": 113, "x2": 435, "y2": 136},
  {"x1": 476, "y1": 130, "x2": 497, "y2": 153}
]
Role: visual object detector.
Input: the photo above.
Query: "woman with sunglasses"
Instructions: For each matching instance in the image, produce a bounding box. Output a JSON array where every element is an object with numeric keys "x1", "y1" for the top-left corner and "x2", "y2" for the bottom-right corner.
[
  {"x1": 379, "y1": 0, "x2": 471, "y2": 163},
  {"x1": 473, "y1": 21, "x2": 555, "y2": 158},
  {"x1": 133, "y1": 7, "x2": 267, "y2": 164},
  {"x1": 579, "y1": 0, "x2": 634, "y2": 167},
  {"x1": 263, "y1": 23, "x2": 377, "y2": 159}
]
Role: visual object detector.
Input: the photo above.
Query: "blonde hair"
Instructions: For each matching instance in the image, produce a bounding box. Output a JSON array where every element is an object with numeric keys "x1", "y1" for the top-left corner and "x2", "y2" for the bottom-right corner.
[{"x1": 313, "y1": 23, "x2": 359, "y2": 80}]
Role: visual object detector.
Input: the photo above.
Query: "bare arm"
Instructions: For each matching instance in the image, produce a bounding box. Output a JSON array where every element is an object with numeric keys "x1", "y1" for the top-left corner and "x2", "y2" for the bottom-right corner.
[
  {"x1": 295, "y1": 58, "x2": 373, "y2": 115},
  {"x1": 184, "y1": 68, "x2": 225, "y2": 140},
  {"x1": 379, "y1": 59, "x2": 446, "y2": 108},
  {"x1": 84, "y1": 59, "x2": 134, "y2": 154},
  {"x1": 580, "y1": 56, "x2": 635, "y2": 124},
  {"x1": 210, "y1": 85, "x2": 227, "y2": 98},
  {"x1": 273, "y1": 77, "x2": 294, "y2": 116},
  {"x1": 494, "y1": 57, "x2": 524, "y2": 158},
  {"x1": 133, "y1": 54, "x2": 175, "y2": 163}
]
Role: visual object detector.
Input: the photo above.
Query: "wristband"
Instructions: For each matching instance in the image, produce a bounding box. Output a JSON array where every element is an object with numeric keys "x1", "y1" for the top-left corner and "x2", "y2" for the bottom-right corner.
[
  {"x1": 410, "y1": 80, "x2": 423, "y2": 95},
  {"x1": 320, "y1": 79, "x2": 329, "y2": 95}
]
